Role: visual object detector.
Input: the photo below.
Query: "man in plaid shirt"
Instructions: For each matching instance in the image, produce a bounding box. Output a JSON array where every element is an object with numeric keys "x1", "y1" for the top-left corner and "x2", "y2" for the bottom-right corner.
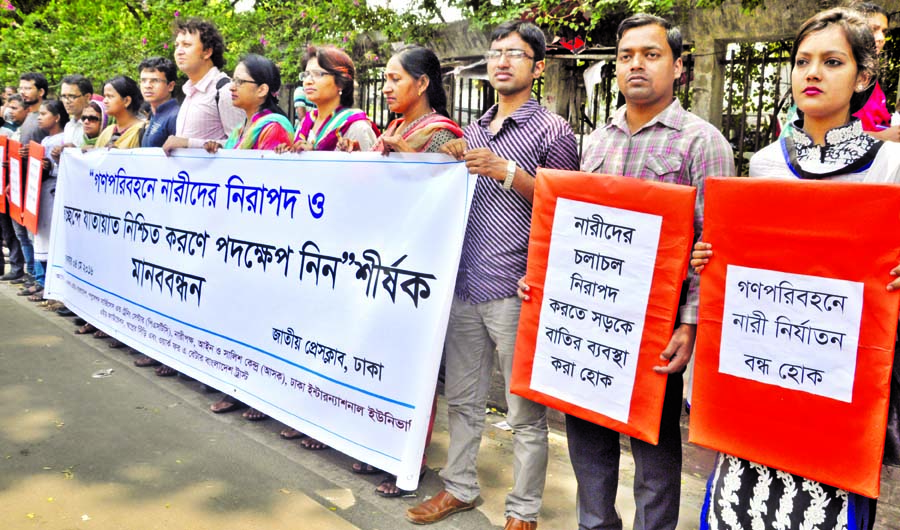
[{"x1": 571, "y1": 13, "x2": 734, "y2": 530}]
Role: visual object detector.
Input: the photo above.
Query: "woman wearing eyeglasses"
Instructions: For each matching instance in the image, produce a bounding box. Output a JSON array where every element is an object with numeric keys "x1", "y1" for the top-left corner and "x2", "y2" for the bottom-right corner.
[
  {"x1": 370, "y1": 45, "x2": 462, "y2": 155},
  {"x1": 203, "y1": 54, "x2": 294, "y2": 422},
  {"x1": 275, "y1": 46, "x2": 377, "y2": 449},
  {"x1": 280, "y1": 46, "x2": 377, "y2": 153},
  {"x1": 204, "y1": 53, "x2": 293, "y2": 153}
]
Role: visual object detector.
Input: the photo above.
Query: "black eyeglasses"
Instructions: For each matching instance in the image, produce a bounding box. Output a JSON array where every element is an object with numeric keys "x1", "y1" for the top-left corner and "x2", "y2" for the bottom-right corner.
[
  {"x1": 232, "y1": 78, "x2": 258, "y2": 88},
  {"x1": 81, "y1": 115, "x2": 100, "y2": 123}
]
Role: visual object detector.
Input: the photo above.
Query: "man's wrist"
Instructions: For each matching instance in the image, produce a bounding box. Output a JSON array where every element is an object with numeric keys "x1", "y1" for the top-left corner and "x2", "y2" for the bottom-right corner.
[{"x1": 502, "y1": 160, "x2": 516, "y2": 190}]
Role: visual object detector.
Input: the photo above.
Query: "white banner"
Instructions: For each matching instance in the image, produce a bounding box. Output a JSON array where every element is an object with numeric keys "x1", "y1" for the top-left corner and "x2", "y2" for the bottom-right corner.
[
  {"x1": 45, "y1": 148, "x2": 475, "y2": 489},
  {"x1": 530, "y1": 198, "x2": 661, "y2": 423},
  {"x1": 720, "y1": 265, "x2": 863, "y2": 402}
]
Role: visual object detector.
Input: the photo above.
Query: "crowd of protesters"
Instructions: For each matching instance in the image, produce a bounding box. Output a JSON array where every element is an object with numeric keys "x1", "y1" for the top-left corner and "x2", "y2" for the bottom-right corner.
[{"x1": 1, "y1": 5, "x2": 899, "y2": 529}]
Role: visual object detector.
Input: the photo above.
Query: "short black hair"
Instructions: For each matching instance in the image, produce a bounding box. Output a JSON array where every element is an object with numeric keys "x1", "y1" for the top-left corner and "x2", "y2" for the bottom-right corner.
[
  {"x1": 41, "y1": 99, "x2": 70, "y2": 129},
  {"x1": 6, "y1": 94, "x2": 23, "y2": 106},
  {"x1": 105, "y1": 75, "x2": 144, "y2": 115},
  {"x1": 60, "y1": 74, "x2": 94, "y2": 97},
  {"x1": 173, "y1": 18, "x2": 226, "y2": 69},
  {"x1": 239, "y1": 53, "x2": 286, "y2": 117},
  {"x1": 19, "y1": 72, "x2": 49, "y2": 96},
  {"x1": 139, "y1": 56, "x2": 178, "y2": 83},
  {"x1": 616, "y1": 14, "x2": 683, "y2": 61},
  {"x1": 854, "y1": 2, "x2": 889, "y2": 19},
  {"x1": 491, "y1": 20, "x2": 547, "y2": 63}
]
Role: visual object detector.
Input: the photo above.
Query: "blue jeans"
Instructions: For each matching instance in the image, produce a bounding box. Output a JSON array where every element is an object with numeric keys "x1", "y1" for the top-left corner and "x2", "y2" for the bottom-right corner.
[
  {"x1": 12, "y1": 221, "x2": 33, "y2": 275},
  {"x1": 34, "y1": 260, "x2": 45, "y2": 287}
]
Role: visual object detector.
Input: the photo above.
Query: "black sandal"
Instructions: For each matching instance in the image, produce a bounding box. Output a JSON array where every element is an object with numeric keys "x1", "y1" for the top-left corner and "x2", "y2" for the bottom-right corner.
[
  {"x1": 351, "y1": 460, "x2": 381, "y2": 475},
  {"x1": 374, "y1": 470, "x2": 424, "y2": 498}
]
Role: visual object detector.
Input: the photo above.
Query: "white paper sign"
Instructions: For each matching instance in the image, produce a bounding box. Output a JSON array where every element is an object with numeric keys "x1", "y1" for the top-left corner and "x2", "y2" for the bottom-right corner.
[
  {"x1": 25, "y1": 155, "x2": 41, "y2": 213},
  {"x1": 719, "y1": 265, "x2": 863, "y2": 402},
  {"x1": 45, "y1": 148, "x2": 475, "y2": 490},
  {"x1": 8, "y1": 156, "x2": 21, "y2": 207},
  {"x1": 530, "y1": 198, "x2": 662, "y2": 423}
]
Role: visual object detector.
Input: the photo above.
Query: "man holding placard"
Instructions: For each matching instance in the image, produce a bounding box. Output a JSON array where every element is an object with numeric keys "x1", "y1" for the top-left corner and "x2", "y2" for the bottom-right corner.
[
  {"x1": 5, "y1": 72, "x2": 48, "y2": 286},
  {"x1": 405, "y1": 20, "x2": 578, "y2": 530},
  {"x1": 568, "y1": 14, "x2": 733, "y2": 530},
  {"x1": 0, "y1": 94, "x2": 27, "y2": 281}
]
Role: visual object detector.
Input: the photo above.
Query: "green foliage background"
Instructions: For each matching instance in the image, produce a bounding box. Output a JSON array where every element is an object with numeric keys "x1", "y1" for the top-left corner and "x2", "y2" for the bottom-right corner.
[{"x1": 0, "y1": 0, "x2": 437, "y2": 91}]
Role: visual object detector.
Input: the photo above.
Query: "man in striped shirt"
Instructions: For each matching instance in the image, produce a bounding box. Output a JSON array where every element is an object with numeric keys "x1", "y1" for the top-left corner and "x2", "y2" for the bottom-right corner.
[
  {"x1": 569, "y1": 14, "x2": 734, "y2": 530},
  {"x1": 405, "y1": 21, "x2": 579, "y2": 530}
]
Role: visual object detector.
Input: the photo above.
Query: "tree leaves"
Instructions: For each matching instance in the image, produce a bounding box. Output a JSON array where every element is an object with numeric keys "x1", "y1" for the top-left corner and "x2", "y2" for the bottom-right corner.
[{"x1": 0, "y1": 0, "x2": 437, "y2": 88}]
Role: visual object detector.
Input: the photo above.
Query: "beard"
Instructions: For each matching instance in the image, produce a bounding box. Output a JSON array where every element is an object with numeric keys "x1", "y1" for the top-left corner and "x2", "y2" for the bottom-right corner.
[{"x1": 23, "y1": 96, "x2": 38, "y2": 107}]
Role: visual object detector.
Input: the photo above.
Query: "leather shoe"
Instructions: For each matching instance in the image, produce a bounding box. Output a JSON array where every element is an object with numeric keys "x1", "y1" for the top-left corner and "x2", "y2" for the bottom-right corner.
[
  {"x1": 504, "y1": 517, "x2": 537, "y2": 530},
  {"x1": 406, "y1": 490, "x2": 475, "y2": 525}
]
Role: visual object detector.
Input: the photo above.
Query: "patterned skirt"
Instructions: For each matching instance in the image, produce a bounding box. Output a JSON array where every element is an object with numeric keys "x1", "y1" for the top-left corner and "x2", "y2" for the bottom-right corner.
[{"x1": 700, "y1": 454, "x2": 875, "y2": 530}]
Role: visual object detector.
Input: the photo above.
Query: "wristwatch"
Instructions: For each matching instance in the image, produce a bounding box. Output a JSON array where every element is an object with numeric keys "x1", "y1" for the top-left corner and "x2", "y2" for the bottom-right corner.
[{"x1": 503, "y1": 160, "x2": 516, "y2": 190}]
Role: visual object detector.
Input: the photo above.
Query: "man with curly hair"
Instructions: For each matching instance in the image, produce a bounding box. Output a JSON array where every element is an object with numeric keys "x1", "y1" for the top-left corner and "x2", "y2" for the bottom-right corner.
[{"x1": 162, "y1": 18, "x2": 243, "y2": 154}]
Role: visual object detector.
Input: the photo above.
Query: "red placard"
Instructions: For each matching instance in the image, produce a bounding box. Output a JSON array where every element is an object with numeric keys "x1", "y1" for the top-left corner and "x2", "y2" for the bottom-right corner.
[
  {"x1": 690, "y1": 177, "x2": 900, "y2": 497},
  {"x1": 7, "y1": 139, "x2": 23, "y2": 223},
  {"x1": 0, "y1": 135, "x2": 7, "y2": 214},
  {"x1": 510, "y1": 169, "x2": 697, "y2": 444},
  {"x1": 22, "y1": 140, "x2": 44, "y2": 233}
]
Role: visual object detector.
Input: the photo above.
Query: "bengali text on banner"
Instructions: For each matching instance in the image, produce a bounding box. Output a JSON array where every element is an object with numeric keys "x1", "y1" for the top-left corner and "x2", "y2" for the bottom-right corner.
[{"x1": 45, "y1": 148, "x2": 475, "y2": 490}]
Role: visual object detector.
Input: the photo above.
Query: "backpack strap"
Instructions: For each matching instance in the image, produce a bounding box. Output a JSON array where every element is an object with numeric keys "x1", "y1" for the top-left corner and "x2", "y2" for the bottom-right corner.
[{"x1": 214, "y1": 75, "x2": 230, "y2": 105}]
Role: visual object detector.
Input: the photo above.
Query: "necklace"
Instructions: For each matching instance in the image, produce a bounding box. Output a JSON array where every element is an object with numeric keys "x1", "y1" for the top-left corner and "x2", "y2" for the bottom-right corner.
[{"x1": 398, "y1": 110, "x2": 435, "y2": 136}]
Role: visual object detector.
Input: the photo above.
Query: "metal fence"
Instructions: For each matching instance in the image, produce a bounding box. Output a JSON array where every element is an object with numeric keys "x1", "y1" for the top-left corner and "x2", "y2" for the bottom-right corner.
[
  {"x1": 555, "y1": 54, "x2": 695, "y2": 156},
  {"x1": 349, "y1": 53, "x2": 703, "y2": 159},
  {"x1": 720, "y1": 41, "x2": 793, "y2": 175},
  {"x1": 356, "y1": 64, "x2": 546, "y2": 133}
]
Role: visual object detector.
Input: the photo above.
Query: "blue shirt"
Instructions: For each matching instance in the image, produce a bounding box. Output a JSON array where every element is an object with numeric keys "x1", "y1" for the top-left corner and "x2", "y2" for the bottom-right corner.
[
  {"x1": 454, "y1": 99, "x2": 579, "y2": 304},
  {"x1": 141, "y1": 98, "x2": 180, "y2": 148}
]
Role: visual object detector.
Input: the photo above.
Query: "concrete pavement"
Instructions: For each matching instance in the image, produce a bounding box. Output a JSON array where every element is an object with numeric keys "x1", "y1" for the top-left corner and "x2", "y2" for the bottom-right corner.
[{"x1": 0, "y1": 281, "x2": 896, "y2": 529}]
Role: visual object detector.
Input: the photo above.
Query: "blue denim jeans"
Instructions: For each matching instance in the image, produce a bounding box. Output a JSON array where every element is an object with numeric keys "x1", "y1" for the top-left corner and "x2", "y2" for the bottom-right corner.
[
  {"x1": 12, "y1": 221, "x2": 33, "y2": 275},
  {"x1": 34, "y1": 260, "x2": 45, "y2": 287}
]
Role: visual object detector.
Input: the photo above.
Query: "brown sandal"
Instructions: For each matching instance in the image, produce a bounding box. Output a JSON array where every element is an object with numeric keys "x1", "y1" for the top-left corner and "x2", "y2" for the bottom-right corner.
[
  {"x1": 242, "y1": 408, "x2": 268, "y2": 421},
  {"x1": 280, "y1": 428, "x2": 306, "y2": 440},
  {"x1": 134, "y1": 355, "x2": 161, "y2": 367},
  {"x1": 75, "y1": 323, "x2": 97, "y2": 335},
  {"x1": 155, "y1": 365, "x2": 178, "y2": 377},
  {"x1": 210, "y1": 397, "x2": 246, "y2": 413}
]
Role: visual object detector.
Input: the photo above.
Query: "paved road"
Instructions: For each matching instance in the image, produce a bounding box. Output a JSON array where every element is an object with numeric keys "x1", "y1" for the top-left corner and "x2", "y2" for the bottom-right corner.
[{"x1": 0, "y1": 282, "x2": 895, "y2": 529}]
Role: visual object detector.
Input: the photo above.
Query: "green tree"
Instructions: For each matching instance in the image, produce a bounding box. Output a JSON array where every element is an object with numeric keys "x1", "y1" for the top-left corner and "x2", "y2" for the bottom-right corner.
[{"x1": 0, "y1": 0, "x2": 437, "y2": 89}]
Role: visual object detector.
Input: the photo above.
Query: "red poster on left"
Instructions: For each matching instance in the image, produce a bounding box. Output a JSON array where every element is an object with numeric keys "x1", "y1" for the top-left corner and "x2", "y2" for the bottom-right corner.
[
  {"x1": 0, "y1": 135, "x2": 7, "y2": 214},
  {"x1": 22, "y1": 141, "x2": 44, "y2": 233},
  {"x1": 7, "y1": 139, "x2": 23, "y2": 223},
  {"x1": 510, "y1": 168, "x2": 696, "y2": 444}
]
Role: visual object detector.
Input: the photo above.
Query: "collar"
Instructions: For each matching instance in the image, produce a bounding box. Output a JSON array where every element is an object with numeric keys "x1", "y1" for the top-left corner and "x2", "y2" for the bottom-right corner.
[
  {"x1": 249, "y1": 109, "x2": 273, "y2": 123},
  {"x1": 783, "y1": 118, "x2": 882, "y2": 179},
  {"x1": 610, "y1": 98, "x2": 685, "y2": 135},
  {"x1": 476, "y1": 98, "x2": 541, "y2": 131},
  {"x1": 183, "y1": 66, "x2": 222, "y2": 97},
  {"x1": 153, "y1": 98, "x2": 179, "y2": 116}
]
